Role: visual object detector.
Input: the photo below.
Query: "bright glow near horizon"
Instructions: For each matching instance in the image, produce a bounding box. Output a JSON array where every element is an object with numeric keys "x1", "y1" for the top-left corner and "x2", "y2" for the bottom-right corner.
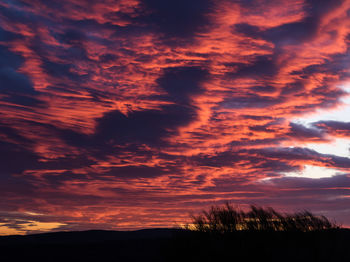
[{"x1": 0, "y1": 221, "x2": 66, "y2": 236}]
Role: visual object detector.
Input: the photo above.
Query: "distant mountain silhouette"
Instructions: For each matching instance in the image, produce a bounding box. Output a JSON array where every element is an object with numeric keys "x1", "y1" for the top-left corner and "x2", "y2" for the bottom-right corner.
[
  {"x1": 0, "y1": 228, "x2": 179, "y2": 245},
  {"x1": 0, "y1": 228, "x2": 180, "y2": 262}
]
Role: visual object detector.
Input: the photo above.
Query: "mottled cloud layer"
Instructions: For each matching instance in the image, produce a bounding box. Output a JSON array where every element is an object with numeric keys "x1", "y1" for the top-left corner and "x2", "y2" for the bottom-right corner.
[{"x1": 1, "y1": 0, "x2": 350, "y2": 234}]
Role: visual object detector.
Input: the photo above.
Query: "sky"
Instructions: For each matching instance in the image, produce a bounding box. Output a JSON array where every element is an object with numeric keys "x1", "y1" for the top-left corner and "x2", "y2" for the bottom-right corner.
[{"x1": 1, "y1": 0, "x2": 350, "y2": 235}]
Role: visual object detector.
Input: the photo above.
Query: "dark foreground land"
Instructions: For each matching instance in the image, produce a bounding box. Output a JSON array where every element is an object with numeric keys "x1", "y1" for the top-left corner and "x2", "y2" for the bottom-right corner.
[{"x1": 1, "y1": 228, "x2": 350, "y2": 262}]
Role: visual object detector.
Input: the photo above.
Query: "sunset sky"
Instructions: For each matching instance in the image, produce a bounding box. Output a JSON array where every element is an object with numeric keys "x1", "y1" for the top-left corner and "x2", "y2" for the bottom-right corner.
[{"x1": 1, "y1": 0, "x2": 350, "y2": 235}]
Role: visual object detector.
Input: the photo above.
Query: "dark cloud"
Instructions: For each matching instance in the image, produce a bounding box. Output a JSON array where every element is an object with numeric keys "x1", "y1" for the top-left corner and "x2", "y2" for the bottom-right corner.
[
  {"x1": 158, "y1": 66, "x2": 208, "y2": 104},
  {"x1": 264, "y1": 17, "x2": 318, "y2": 44},
  {"x1": 0, "y1": 140, "x2": 39, "y2": 175},
  {"x1": 241, "y1": 115, "x2": 274, "y2": 120},
  {"x1": 141, "y1": 0, "x2": 214, "y2": 39},
  {"x1": 266, "y1": 173, "x2": 350, "y2": 189},
  {"x1": 281, "y1": 81, "x2": 305, "y2": 95},
  {"x1": 0, "y1": 26, "x2": 22, "y2": 42},
  {"x1": 287, "y1": 122, "x2": 326, "y2": 141},
  {"x1": 42, "y1": 60, "x2": 85, "y2": 81},
  {"x1": 221, "y1": 93, "x2": 284, "y2": 109},
  {"x1": 40, "y1": 171, "x2": 89, "y2": 188},
  {"x1": 234, "y1": 19, "x2": 318, "y2": 45},
  {"x1": 305, "y1": 0, "x2": 345, "y2": 17},
  {"x1": 234, "y1": 23, "x2": 262, "y2": 39},
  {"x1": 58, "y1": 66, "x2": 209, "y2": 150},
  {"x1": 0, "y1": 45, "x2": 23, "y2": 68},
  {"x1": 0, "y1": 67, "x2": 32, "y2": 93},
  {"x1": 236, "y1": 0, "x2": 345, "y2": 45},
  {"x1": 0, "y1": 46, "x2": 43, "y2": 107},
  {"x1": 249, "y1": 125, "x2": 275, "y2": 133},
  {"x1": 249, "y1": 85, "x2": 276, "y2": 93},
  {"x1": 314, "y1": 121, "x2": 350, "y2": 137},
  {"x1": 95, "y1": 104, "x2": 196, "y2": 145},
  {"x1": 0, "y1": 123, "x2": 32, "y2": 146},
  {"x1": 234, "y1": 17, "x2": 314, "y2": 45},
  {"x1": 257, "y1": 147, "x2": 323, "y2": 160},
  {"x1": 56, "y1": 29, "x2": 86, "y2": 46},
  {"x1": 227, "y1": 55, "x2": 278, "y2": 78},
  {"x1": 191, "y1": 148, "x2": 299, "y2": 174},
  {"x1": 257, "y1": 147, "x2": 350, "y2": 169},
  {"x1": 101, "y1": 165, "x2": 170, "y2": 179}
]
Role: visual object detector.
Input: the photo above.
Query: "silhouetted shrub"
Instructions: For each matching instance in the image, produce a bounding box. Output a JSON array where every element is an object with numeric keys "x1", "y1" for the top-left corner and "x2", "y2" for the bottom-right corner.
[{"x1": 189, "y1": 203, "x2": 338, "y2": 233}]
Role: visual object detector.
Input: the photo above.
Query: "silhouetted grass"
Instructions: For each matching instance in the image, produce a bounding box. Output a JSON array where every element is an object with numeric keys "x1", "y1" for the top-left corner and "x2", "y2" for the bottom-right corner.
[
  {"x1": 164, "y1": 205, "x2": 346, "y2": 261},
  {"x1": 188, "y1": 203, "x2": 338, "y2": 233}
]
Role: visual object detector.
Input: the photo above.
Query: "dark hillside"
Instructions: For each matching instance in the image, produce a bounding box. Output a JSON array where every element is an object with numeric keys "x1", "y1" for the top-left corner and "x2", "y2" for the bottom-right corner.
[
  {"x1": 168, "y1": 228, "x2": 350, "y2": 262},
  {"x1": 0, "y1": 228, "x2": 179, "y2": 262},
  {"x1": 1, "y1": 228, "x2": 350, "y2": 262}
]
